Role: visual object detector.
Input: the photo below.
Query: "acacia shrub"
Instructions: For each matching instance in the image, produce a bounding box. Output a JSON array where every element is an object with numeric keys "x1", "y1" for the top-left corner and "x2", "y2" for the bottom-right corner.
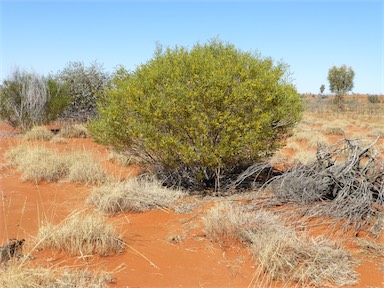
[{"x1": 90, "y1": 39, "x2": 302, "y2": 190}]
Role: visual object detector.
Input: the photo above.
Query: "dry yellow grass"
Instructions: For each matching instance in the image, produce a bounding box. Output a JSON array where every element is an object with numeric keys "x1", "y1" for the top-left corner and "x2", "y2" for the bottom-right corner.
[
  {"x1": 293, "y1": 150, "x2": 317, "y2": 164},
  {"x1": 66, "y1": 152, "x2": 108, "y2": 185},
  {"x1": 202, "y1": 202, "x2": 251, "y2": 244},
  {"x1": 36, "y1": 212, "x2": 124, "y2": 256},
  {"x1": 49, "y1": 135, "x2": 67, "y2": 144},
  {"x1": 203, "y1": 203, "x2": 357, "y2": 287},
  {"x1": 108, "y1": 150, "x2": 132, "y2": 166},
  {"x1": 5, "y1": 145, "x2": 107, "y2": 184},
  {"x1": 23, "y1": 126, "x2": 54, "y2": 141},
  {"x1": 88, "y1": 176, "x2": 184, "y2": 214},
  {"x1": 0, "y1": 265, "x2": 112, "y2": 288},
  {"x1": 356, "y1": 238, "x2": 384, "y2": 257},
  {"x1": 5, "y1": 145, "x2": 68, "y2": 182},
  {"x1": 58, "y1": 124, "x2": 89, "y2": 138}
]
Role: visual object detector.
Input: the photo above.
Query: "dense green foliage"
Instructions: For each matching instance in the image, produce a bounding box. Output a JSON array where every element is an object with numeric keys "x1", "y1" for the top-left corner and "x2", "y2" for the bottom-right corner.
[
  {"x1": 327, "y1": 65, "x2": 355, "y2": 109},
  {"x1": 57, "y1": 61, "x2": 109, "y2": 121},
  {"x1": 0, "y1": 69, "x2": 69, "y2": 130},
  {"x1": 90, "y1": 39, "x2": 303, "y2": 190}
]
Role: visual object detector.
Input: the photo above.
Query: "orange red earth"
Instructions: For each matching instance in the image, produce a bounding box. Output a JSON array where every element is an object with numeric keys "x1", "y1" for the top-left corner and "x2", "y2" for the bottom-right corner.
[{"x1": 0, "y1": 120, "x2": 383, "y2": 287}]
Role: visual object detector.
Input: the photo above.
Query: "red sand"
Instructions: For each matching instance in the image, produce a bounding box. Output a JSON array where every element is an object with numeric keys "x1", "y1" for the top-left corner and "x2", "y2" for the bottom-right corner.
[{"x1": 1, "y1": 121, "x2": 383, "y2": 287}]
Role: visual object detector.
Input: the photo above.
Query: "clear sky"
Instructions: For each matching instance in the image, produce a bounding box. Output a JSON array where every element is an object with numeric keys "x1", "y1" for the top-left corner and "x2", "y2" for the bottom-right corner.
[{"x1": 1, "y1": 0, "x2": 383, "y2": 94}]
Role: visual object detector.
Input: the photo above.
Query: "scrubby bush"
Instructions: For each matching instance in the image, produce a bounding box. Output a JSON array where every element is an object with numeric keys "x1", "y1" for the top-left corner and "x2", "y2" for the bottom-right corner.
[
  {"x1": 367, "y1": 94, "x2": 379, "y2": 104},
  {"x1": 57, "y1": 61, "x2": 109, "y2": 121},
  {"x1": 0, "y1": 68, "x2": 69, "y2": 131},
  {"x1": 90, "y1": 39, "x2": 302, "y2": 190}
]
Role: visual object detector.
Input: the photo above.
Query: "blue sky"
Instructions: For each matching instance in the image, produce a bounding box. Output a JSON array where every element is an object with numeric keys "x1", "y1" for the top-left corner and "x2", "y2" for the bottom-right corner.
[{"x1": 1, "y1": 0, "x2": 383, "y2": 94}]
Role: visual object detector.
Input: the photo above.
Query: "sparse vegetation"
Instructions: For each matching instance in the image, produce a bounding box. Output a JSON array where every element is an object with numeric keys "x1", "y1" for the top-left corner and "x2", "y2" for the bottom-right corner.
[
  {"x1": 88, "y1": 176, "x2": 183, "y2": 214},
  {"x1": 203, "y1": 203, "x2": 357, "y2": 287},
  {"x1": 36, "y1": 212, "x2": 124, "y2": 256}
]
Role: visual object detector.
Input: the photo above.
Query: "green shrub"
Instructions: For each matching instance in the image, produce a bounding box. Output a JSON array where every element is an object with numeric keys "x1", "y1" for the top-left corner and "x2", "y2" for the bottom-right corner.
[{"x1": 90, "y1": 39, "x2": 302, "y2": 190}]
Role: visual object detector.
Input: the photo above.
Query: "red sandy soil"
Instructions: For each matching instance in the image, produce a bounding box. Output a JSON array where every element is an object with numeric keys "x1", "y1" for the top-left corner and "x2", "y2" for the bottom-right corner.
[{"x1": 1, "y1": 121, "x2": 383, "y2": 287}]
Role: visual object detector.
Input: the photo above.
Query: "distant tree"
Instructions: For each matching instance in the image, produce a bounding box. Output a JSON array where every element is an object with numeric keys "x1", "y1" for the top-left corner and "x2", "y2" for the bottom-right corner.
[
  {"x1": 58, "y1": 61, "x2": 109, "y2": 121},
  {"x1": 320, "y1": 84, "x2": 325, "y2": 95},
  {"x1": 327, "y1": 65, "x2": 355, "y2": 109}
]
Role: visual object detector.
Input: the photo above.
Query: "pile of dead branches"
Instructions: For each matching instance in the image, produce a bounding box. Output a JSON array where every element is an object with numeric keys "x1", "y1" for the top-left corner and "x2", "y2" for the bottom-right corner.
[{"x1": 268, "y1": 137, "x2": 384, "y2": 235}]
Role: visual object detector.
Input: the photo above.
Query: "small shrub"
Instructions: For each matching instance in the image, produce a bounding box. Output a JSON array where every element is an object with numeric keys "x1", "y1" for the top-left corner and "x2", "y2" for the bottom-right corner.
[
  {"x1": 36, "y1": 212, "x2": 124, "y2": 256},
  {"x1": 88, "y1": 176, "x2": 183, "y2": 214},
  {"x1": 367, "y1": 94, "x2": 379, "y2": 104},
  {"x1": 23, "y1": 126, "x2": 54, "y2": 141}
]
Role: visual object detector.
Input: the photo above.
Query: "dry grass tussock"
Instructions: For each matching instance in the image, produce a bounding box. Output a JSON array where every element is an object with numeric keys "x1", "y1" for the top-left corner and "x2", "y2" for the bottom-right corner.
[
  {"x1": 36, "y1": 211, "x2": 124, "y2": 256},
  {"x1": 356, "y1": 238, "x2": 384, "y2": 257},
  {"x1": 5, "y1": 145, "x2": 68, "y2": 182},
  {"x1": 49, "y1": 135, "x2": 67, "y2": 144},
  {"x1": 289, "y1": 131, "x2": 329, "y2": 148},
  {"x1": 293, "y1": 150, "x2": 317, "y2": 164},
  {"x1": 66, "y1": 151, "x2": 108, "y2": 185},
  {"x1": 88, "y1": 176, "x2": 184, "y2": 214},
  {"x1": 108, "y1": 150, "x2": 131, "y2": 166},
  {"x1": 203, "y1": 202, "x2": 357, "y2": 287},
  {"x1": 0, "y1": 264, "x2": 112, "y2": 288},
  {"x1": 5, "y1": 145, "x2": 107, "y2": 184},
  {"x1": 268, "y1": 138, "x2": 384, "y2": 236},
  {"x1": 23, "y1": 126, "x2": 54, "y2": 141},
  {"x1": 58, "y1": 124, "x2": 89, "y2": 138}
]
